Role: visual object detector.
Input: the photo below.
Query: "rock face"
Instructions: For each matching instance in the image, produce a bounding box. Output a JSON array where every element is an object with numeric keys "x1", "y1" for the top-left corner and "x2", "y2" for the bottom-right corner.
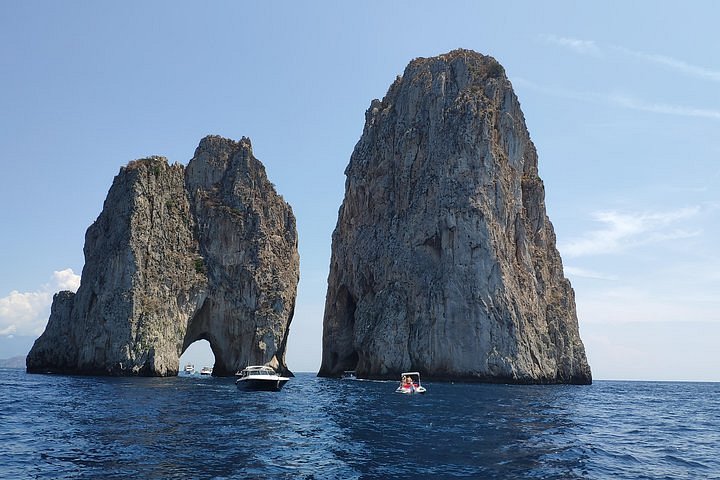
[
  {"x1": 319, "y1": 49, "x2": 591, "y2": 384},
  {"x1": 27, "y1": 136, "x2": 298, "y2": 376},
  {"x1": 184, "y1": 136, "x2": 299, "y2": 375}
]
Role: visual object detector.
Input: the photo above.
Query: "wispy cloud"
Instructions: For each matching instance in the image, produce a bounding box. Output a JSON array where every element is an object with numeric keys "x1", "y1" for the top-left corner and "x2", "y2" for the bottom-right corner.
[
  {"x1": 608, "y1": 93, "x2": 720, "y2": 119},
  {"x1": 540, "y1": 34, "x2": 602, "y2": 56},
  {"x1": 0, "y1": 324, "x2": 17, "y2": 336},
  {"x1": 0, "y1": 269, "x2": 80, "y2": 337},
  {"x1": 564, "y1": 266, "x2": 618, "y2": 281},
  {"x1": 560, "y1": 207, "x2": 701, "y2": 258},
  {"x1": 513, "y1": 77, "x2": 720, "y2": 121},
  {"x1": 613, "y1": 46, "x2": 720, "y2": 82},
  {"x1": 541, "y1": 34, "x2": 720, "y2": 82},
  {"x1": 512, "y1": 77, "x2": 601, "y2": 103}
]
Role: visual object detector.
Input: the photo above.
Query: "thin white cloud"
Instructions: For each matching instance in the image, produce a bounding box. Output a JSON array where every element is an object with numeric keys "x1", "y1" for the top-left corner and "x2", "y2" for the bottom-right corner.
[
  {"x1": 513, "y1": 77, "x2": 720, "y2": 121},
  {"x1": 542, "y1": 34, "x2": 720, "y2": 82},
  {"x1": 560, "y1": 207, "x2": 701, "y2": 258},
  {"x1": 564, "y1": 266, "x2": 618, "y2": 281},
  {"x1": 512, "y1": 77, "x2": 601, "y2": 103},
  {"x1": 0, "y1": 269, "x2": 80, "y2": 337},
  {"x1": 540, "y1": 34, "x2": 601, "y2": 56},
  {"x1": 608, "y1": 93, "x2": 720, "y2": 119},
  {"x1": 0, "y1": 325, "x2": 17, "y2": 336},
  {"x1": 612, "y1": 46, "x2": 720, "y2": 82}
]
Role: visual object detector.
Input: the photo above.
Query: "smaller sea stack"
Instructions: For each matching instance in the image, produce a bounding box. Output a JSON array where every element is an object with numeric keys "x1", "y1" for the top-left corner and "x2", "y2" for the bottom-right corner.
[{"x1": 27, "y1": 136, "x2": 299, "y2": 377}]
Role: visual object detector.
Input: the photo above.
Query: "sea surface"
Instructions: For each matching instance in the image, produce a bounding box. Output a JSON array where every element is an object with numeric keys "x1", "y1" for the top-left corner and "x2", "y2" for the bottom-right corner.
[{"x1": 2, "y1": 368, "x2": 719, "y2": 479}]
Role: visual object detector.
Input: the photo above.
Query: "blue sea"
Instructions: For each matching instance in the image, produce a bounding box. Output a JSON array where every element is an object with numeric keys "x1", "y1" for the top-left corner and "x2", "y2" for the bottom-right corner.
[{"x1": 2, "y1": 368, "x2": 719, "y2": 479}]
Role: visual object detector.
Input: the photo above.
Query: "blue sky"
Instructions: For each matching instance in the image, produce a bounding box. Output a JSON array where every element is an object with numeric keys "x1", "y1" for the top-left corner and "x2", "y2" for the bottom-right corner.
[{"x1": 1, "y1": 1, "x2": 718, "y2": 381}]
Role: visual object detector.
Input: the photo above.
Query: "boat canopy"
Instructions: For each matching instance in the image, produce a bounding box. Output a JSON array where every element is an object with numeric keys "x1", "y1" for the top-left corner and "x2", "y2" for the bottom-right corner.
[
  {"x1": 237, "y1": 365, "x2": 277, "y2": 376},
  {"x1": 400, "y1": 372, "x2": 421, "y2": 383}
]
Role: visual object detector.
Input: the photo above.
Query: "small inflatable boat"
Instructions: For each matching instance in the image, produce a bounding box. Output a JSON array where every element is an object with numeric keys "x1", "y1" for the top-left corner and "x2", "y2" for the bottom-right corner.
[{"x1": 395, "y1": 371, "x2": 426, "y2": 394}]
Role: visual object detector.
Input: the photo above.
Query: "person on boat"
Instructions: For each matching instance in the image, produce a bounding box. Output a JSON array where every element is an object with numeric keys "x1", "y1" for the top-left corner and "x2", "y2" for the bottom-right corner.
[{"x1": 403, "y1": 375, "x2": 415, "y2": 390}]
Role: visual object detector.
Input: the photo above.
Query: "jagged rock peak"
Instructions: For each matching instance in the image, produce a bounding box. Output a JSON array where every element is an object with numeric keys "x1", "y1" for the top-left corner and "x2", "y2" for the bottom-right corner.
[
  {"x1": 123, "y1": 155, "x2": 172, "y2": 170},
  {"x1": 320, "y1": 49, "x2": 591, "y2": 384},
  {"x1": 193, "y1": 135, "x2": 253, "y2": 162},
  {"x1": 409, "y1": 48, "x2": 505, "y2": 74},
  {"x1": 385, "y1": 48, "x2": 506, "y2": 96},
  {"x1": 187, "y1": 135, "x2": 275, "y2": 198},
  {"x1": 27, "y1": 136, "x2": 299, "y2": 377}
]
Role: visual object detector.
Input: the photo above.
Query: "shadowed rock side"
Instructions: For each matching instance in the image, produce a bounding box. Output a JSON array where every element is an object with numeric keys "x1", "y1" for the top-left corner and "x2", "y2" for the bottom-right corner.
[
  {"x1": 27, "y1": 136, "x2": 298, "y2": 376},
  {"x1": 319, "y1": 49, "x2": 592, "y2": 384}
]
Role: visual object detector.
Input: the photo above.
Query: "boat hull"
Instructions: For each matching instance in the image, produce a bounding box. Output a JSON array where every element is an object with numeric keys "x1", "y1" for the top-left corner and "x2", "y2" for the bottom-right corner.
[
  {"x1": 236, "y1": 378, "x2": 288, "y2": 392},
  {"x1": 395, "y1": 386, "x2": 426, "y2": 394}
]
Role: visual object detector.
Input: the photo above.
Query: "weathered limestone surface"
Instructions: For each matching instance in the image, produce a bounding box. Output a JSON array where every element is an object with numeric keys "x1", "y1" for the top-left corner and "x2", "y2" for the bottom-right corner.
[
  {"x1": 319, "y1": 49, "x2": 592, "y2": 384},
  {"x1": 27, "y1": 136, "x2": 298, "y2": 376},
  {"x1": 185, "y1": 136, "x2": 299, "y2": 375}
]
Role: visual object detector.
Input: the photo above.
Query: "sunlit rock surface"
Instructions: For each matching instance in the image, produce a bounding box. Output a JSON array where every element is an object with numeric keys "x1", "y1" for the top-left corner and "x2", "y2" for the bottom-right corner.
[
  {"x1": 319, "y1": 49, "x2": 592, "y2": 384},
  {"x1": 27, "y1": 136, "x2": 298, "y2": 376}
]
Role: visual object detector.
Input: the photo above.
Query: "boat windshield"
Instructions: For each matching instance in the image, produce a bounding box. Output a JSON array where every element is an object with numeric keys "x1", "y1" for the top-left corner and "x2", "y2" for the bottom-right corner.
[
  {"x1": 242, "y1": 367, "x2": 275, "y2": 377},
  {"x1": 400, "y1": 373, "x2": 420, "y2": 384}
]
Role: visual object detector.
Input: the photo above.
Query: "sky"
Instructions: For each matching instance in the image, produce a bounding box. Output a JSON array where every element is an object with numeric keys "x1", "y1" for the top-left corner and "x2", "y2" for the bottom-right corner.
[{"x1": 1, "y1": 1, "x2": 718, "y2": 381}]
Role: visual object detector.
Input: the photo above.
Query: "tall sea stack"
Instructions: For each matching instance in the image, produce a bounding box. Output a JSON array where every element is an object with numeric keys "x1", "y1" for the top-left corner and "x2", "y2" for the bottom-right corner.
[
  {"x1": 319, "y1": 49, "x2": 591, "y2": 384},
  {"x1": 27, "y1": 136, "x2": 299, "y2": 376}
]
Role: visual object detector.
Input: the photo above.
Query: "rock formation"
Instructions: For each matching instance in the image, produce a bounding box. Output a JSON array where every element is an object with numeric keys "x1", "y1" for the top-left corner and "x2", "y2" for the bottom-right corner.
[
  {"x1": 27, "y1": 136, "x2": 299, "y2": 376},
  {"x1": 184, "y1": 136, "x2": 299, "y2": 376},
  {"x1": 319, "y1": 49, "x2": 592, "y2": 384}
]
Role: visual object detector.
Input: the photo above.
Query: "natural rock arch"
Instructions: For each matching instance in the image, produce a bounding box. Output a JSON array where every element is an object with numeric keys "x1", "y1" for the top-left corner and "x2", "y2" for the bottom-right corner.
[{"x1": 27, "y1": 136, "x2": 299, "y2": 377}]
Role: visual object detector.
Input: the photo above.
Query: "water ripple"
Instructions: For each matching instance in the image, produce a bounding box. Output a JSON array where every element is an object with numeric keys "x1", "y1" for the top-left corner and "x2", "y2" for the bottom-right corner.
[{"x1": 1, "y1": 370, "x2": 719, "y2": 479}]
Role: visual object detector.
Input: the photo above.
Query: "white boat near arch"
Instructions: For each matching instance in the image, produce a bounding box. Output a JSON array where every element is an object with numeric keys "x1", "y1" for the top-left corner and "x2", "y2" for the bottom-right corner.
[{"x1": 235, "y1": 365, "x2": 289, "y2": 392}]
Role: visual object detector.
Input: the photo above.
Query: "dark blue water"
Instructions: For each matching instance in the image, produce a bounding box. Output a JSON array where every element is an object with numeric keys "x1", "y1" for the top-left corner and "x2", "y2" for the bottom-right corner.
[{"x1": 1, "y1": 368, "x2": 718, "y2": 479}]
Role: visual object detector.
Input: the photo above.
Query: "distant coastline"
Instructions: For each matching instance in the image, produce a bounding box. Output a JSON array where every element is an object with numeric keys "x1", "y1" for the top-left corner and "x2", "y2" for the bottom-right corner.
[{"x1": 0, "y1": 356, "x2": 26, "y2": 369}]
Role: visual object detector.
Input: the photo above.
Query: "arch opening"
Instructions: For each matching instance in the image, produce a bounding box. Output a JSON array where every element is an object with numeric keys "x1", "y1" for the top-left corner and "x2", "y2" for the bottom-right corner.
[{"x1": 179, "y1": 339, "x2": 215, "y2": 376}]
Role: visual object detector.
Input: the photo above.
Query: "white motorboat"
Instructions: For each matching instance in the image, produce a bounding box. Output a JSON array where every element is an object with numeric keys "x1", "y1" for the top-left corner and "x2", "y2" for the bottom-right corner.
[
  {"x1": 341, "y1": 370, "x2": 357, "y2": 380},
  {"x1": 235, "y1": 365, "x2": 289, "y2": 391},
  {"x1": 184, "y1": 364, "x2": 195, "y2": 374},
  {"x1": 200, "y1": 366, "x2": 212, "y2": 375},
  {"x1": 395, "y1": 371, "x2": 426, "y2": 394}
]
